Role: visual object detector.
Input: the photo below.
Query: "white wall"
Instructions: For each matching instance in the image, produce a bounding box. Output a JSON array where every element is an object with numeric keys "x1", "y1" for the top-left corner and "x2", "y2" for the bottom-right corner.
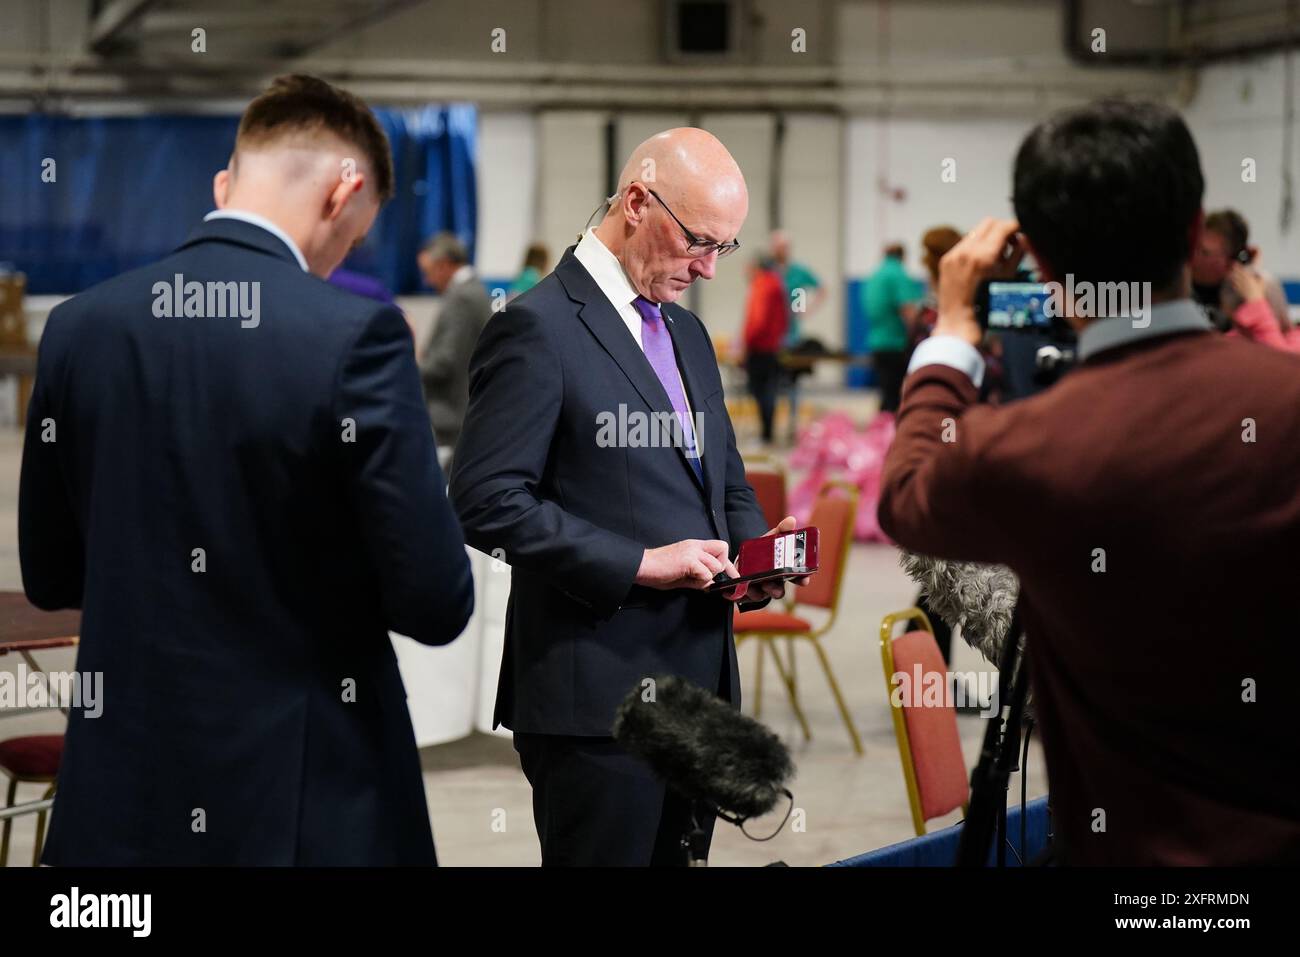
[
  {"x1": 781, "y1": 113, "x2": 842, "y2": 347},
  {"x1": 536, "y1": 111, "x2": 607, "y2": 266},
  {"x1": 1184, "y1": 52, "x2": 1300, "y2": 283},
  {"x1": 844, "y1": 115, "x2": 1030, "y2": 277},
  {"x1": 475, "y1": 111, "x2": 539, "y2": 281}
]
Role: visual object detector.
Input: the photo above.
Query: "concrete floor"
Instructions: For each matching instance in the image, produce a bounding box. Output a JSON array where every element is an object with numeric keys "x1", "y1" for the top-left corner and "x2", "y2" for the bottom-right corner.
[{"x1": 0, "y1": 409, "x2": 1048, "y2": 868}]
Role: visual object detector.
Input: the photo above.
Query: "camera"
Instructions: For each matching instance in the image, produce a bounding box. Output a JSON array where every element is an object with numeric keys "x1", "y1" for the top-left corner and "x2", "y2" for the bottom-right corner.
[{"x1": 974, "y1": 269, "x2": 1078, "y2": 393}]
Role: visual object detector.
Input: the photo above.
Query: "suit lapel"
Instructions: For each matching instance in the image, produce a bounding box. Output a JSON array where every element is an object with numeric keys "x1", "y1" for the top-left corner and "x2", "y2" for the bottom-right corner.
[{"x1": 557, "y1": 252, "x2": 708, "y2": 494}]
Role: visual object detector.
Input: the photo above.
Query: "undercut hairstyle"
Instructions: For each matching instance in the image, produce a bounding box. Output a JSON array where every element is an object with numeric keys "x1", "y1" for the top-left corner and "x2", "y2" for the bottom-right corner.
[
  {"x1": 235, "y1": 74, "x2": 395, "y2": 203},
  {"x1": 1013, "y1": 99, "x2": 1204, "y2": 291}
]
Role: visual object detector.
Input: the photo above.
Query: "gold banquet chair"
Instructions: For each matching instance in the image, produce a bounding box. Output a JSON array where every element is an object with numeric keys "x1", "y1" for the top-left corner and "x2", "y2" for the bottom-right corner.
[
  {"x1": 733, "y1": 480, "x2": 863, "y2": 755},
  {"x1": 879, "y1": 607, "x2": 969, "y2": 836}
]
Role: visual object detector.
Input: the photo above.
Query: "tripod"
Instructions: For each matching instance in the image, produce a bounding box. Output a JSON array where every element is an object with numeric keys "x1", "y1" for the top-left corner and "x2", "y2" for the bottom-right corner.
[{"x1": 956, "y1": 602, "x2": 1036, "y2": 866}]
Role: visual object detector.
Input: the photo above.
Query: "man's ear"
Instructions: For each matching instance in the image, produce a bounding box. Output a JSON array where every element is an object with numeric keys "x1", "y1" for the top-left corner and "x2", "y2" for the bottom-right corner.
[
  {"x1": 622, "y1": 183, "x2": 649, "y2": 226},
  {"x1": 213, "y1": 169, "x2": 230, "y2": 208},
  {"x1": 325, "y1": 172, "x2": 366, "y2": 222}
]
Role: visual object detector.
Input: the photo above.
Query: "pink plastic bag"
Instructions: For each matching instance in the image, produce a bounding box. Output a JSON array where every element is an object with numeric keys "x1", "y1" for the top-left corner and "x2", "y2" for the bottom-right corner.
[{"x1": 785, "y1": 411, "x2": 896, "y2": 542}]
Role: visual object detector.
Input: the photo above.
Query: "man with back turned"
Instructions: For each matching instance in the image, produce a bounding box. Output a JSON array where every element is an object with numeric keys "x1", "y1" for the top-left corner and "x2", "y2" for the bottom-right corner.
[
  {"x1": 879, "y1": 100, "x2": 1300, "y2": 864},
  {"x1": 20, "y1": 75, "x2": 474, "y2": 865}
]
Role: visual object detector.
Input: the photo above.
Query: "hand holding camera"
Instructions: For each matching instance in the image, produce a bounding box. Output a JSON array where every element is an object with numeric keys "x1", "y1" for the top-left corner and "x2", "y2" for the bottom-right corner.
[{"x1": 935, "y1": 217, "x2": 1025, "y2": 346}]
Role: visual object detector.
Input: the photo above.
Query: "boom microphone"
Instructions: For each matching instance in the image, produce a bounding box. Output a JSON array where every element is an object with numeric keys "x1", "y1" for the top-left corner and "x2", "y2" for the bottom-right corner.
[
  {"x1": 898, "y1": 551, "x2": 1021, "y2": 665},
  {"x1": 612, "y1": 674, "x2": 794, "y2": 822}
]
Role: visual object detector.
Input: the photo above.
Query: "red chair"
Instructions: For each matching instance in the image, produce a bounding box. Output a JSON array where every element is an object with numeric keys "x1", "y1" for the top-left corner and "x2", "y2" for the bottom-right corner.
[
  {"x1": 734, "y1": 480, "x2": 863, "y2": 754},
  {"x1": 879, "y1": 608, "x2": 969, "y2": 835},
  {"x1": 744, "y1": 461, "x2": 788, "y2": 532},
  {"x1": 0, "y1": 734, "x2": 63, "y2": 866}
]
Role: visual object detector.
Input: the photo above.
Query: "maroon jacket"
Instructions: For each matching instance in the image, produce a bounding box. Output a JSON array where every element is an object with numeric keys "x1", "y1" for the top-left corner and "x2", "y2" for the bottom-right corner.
[{"x1": 880, "y1": 305, "x2": 1300, "y2": 864}]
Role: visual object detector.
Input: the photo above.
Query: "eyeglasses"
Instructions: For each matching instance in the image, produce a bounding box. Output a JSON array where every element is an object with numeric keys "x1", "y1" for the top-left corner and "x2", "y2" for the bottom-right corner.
[
  {"x1": 583, "y1": 186, "x2": 740, "y2": 259},
  {"x1": 647, "y1": 188, "x2": 741, "y2": 259}
]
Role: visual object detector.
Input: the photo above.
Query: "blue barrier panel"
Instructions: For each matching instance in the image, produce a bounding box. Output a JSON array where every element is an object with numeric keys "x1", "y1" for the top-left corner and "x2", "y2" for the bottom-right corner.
[
  {"x1": 846, "y1": 277, "x2": 871, "y2": 388},
  {"x1": 826, "y1": 795, "x2": 1050, "y2": 867}
]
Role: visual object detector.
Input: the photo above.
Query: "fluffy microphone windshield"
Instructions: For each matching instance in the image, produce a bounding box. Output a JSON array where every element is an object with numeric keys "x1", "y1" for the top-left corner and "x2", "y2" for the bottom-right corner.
[
  {"x1": 612, "y1": 674, "x2": 794, "y2": 821},
  {"x1": 898, "y1": 551, "x2": 1021, "y2": 665}
]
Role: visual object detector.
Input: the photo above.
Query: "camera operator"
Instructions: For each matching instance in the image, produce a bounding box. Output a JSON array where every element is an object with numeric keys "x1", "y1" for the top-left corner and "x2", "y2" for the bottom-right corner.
[{"x1": 878, "y1": 100, "x2": 1300, "y2": 865}]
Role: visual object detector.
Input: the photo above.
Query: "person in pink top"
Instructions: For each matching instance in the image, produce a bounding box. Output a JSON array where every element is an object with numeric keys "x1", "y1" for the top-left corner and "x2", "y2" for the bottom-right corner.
[{"x1": 1227, "y1": 263, "x2": 1300, "y2": 353}]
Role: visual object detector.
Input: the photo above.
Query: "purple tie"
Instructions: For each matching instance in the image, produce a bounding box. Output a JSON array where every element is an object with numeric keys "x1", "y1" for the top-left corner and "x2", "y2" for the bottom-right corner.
[{"x1": 632, "y1": 296, "x2": 703, "y2": 484}]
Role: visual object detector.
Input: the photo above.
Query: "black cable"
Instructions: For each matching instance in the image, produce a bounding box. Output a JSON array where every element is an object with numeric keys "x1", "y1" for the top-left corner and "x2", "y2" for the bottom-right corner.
[
  {"x1": 1020, "y1": 717, "x2": 1033, "y2": 864},
  {"x1": 1005, "y1": 838, "x2": 1023, "y2": 866}
]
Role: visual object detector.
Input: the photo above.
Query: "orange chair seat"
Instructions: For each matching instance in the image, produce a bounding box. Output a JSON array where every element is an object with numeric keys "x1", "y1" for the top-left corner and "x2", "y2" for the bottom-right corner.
[
  {"x1": 0, "y1": 735, "x2": 63, "y2": 779},
  {"x1": 733, "y1": 609, "x2": 813, "y2": 633}
]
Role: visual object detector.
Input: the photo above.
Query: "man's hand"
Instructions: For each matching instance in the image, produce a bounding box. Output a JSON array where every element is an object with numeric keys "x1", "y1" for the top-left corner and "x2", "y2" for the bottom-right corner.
[
  {"x1": 636, "y1": 539, "x2": 737, "y2": 590},
  {"x1": 723, "y1": 515, "x2": 810, "y2": 603},
  {"x1": 1228, "y1": 263, "x2": 1268, "y2": 304},
  {"x1": 935, "y1": 217, "x2": 1024, "y2": 347}
]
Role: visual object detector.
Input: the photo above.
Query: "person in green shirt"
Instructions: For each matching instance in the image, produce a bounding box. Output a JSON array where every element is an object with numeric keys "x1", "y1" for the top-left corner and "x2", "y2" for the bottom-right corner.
[
  {"x1": 862, "y1": 243, "x2": 920, "y2": 413},
  {"x1": 509, "y1": 242, "x2": 550, "y2": 299},
  {"x1": 771, "y1": 230, "x2": 825, "y2": 440}
]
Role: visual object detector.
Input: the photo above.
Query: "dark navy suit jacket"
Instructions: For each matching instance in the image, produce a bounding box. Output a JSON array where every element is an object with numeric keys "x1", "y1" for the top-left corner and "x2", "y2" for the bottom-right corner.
[
  {"x1": 19, "y1": 217, "x2": 474, "y2": 865},
  {"x1": 450, "y1": 247, "x2": 768, "y2": 736}
]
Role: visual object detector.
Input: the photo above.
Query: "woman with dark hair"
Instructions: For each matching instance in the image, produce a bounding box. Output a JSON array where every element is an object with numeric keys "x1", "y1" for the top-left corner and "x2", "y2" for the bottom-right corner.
[{"x1": 509, "y1": 242, "x2": 550, "y2": 298}]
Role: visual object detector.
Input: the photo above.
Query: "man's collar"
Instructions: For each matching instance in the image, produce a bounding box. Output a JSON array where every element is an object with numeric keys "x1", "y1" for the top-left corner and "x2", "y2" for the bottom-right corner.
[
  {"x1": 574, "y1": 228, "x2": 648, "y2": 308},
  {"x1": 203, "y1": 209, "x2": 310, "y2": 272},
  {"x1": 1077, "y1": 298, "x2": 1211, "y2": 361}
]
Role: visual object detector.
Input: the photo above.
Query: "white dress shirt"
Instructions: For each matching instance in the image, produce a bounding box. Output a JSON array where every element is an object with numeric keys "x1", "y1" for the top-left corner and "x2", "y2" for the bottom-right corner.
[
  {"x1": 449, "y1": 263, "x2": 476, "y2": 289},
  {"x1": 203, "y1": 209, "x2": 310, "y2": 273}
]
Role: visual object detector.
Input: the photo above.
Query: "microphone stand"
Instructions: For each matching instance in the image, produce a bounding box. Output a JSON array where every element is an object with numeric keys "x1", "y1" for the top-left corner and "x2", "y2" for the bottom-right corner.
[
  {"x1": 957, "y1": 602, "x2": 1032, "y2": 867},
  {"x1": 683, "y1": 801, "x2": 711, "y2": 866},
  {"x1": 676, "y1": 800, "x2": 717, "y2": 868}
]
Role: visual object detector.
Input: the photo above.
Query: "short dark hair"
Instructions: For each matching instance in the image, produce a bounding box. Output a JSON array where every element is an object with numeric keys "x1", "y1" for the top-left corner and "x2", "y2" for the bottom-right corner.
[
  {"x1": 236, "y1": 74, "x2": 394, "y2": 203},
  {"x1": 1013, "y1": 99, "x2": 1203, "y2": 291},
  {"x1": 1204, "y1": 209, "x2": 1249, "y2": 258}
]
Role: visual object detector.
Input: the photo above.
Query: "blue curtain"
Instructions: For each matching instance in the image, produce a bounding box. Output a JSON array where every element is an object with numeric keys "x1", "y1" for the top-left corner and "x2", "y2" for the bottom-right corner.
[
  {"x1": 0, "y1": 105, "x2": 476, "y2": 295},
  {"x1": 357, "y1": 104, "x2": 477, "y2": 295}
]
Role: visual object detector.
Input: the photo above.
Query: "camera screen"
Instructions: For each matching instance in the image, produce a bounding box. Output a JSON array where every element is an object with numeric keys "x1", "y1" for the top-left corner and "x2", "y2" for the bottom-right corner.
[{"x1": 987, "y1": 281, "x2": 1053, "y2": 330}]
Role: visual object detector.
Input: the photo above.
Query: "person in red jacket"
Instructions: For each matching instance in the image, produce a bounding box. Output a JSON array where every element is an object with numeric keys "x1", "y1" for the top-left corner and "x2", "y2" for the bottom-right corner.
[{"x1": 742, "y1": 255, "x2": 789, "y2": 444}]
